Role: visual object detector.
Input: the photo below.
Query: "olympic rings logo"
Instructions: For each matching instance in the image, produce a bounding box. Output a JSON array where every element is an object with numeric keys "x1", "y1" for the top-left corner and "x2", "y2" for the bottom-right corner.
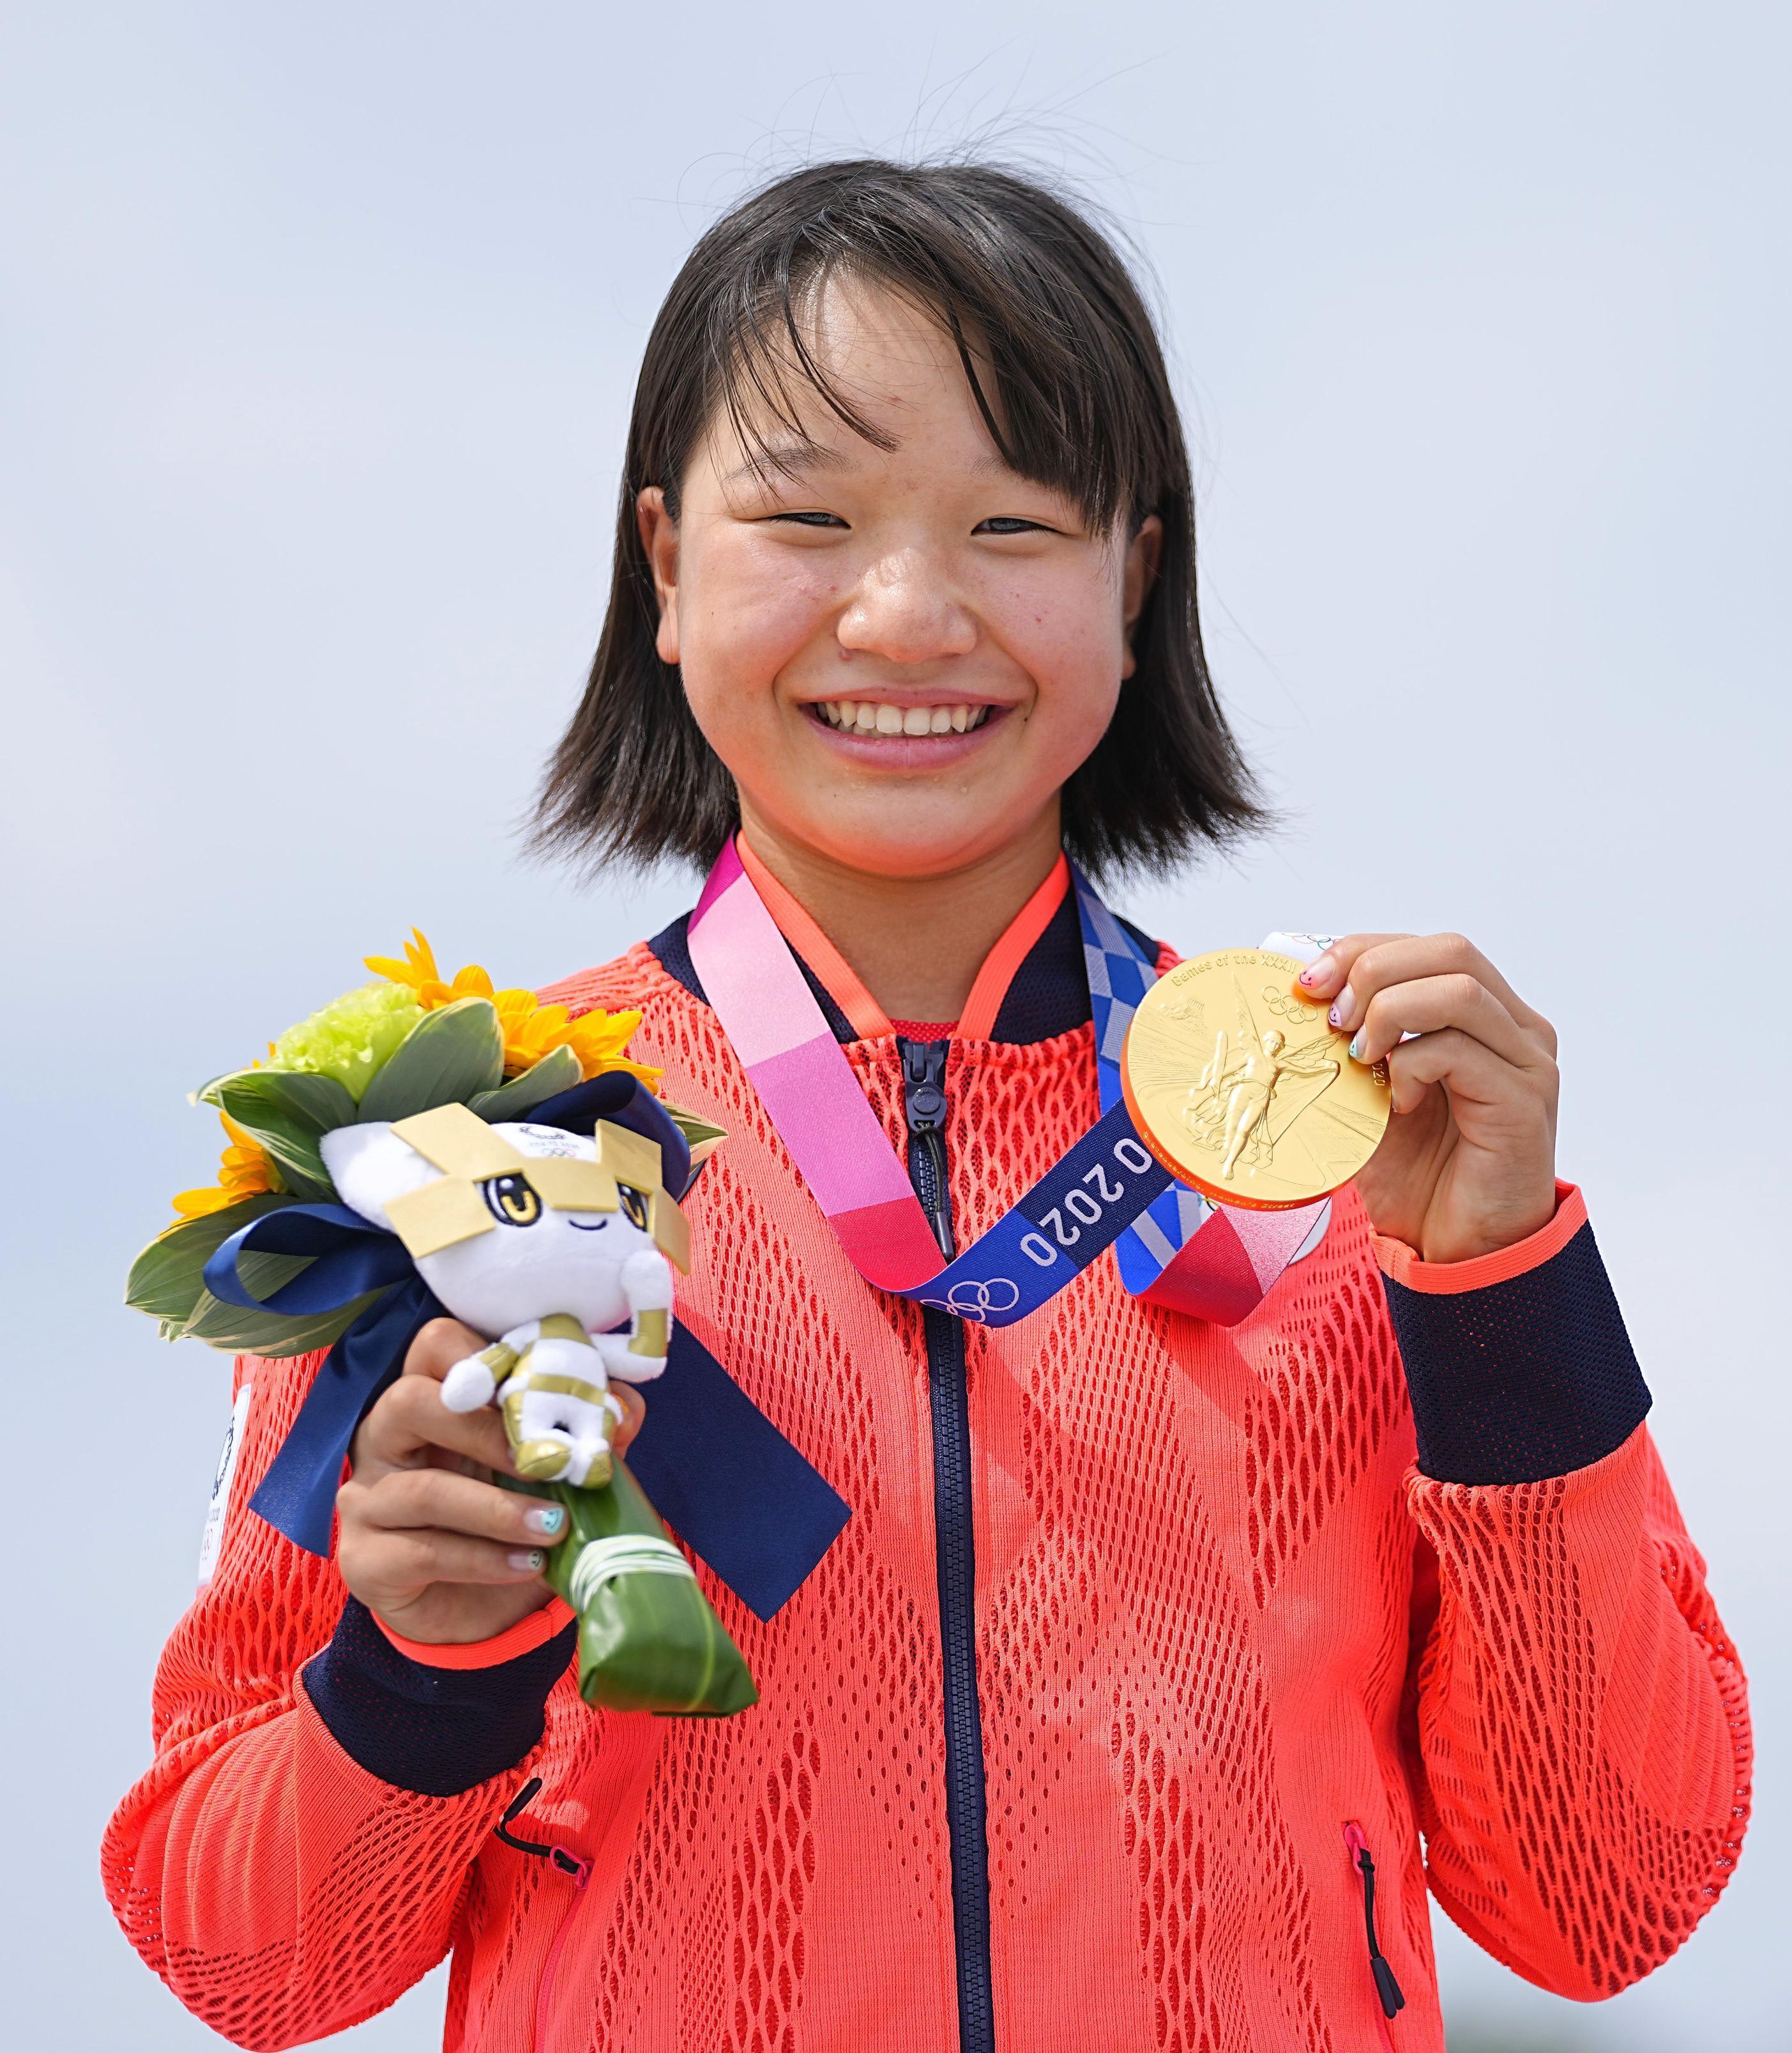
[
  {"x1": 918, "y1": 1276, "x2": 1022, "y2": 1323},
  {"x1": 915, "y1": 1131, "x2": 1158, "y2": 1322}
]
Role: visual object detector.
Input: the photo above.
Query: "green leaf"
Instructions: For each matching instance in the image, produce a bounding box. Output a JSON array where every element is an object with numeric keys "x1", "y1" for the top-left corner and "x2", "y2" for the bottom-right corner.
[
  {"x1": 182, "y1": 1286, "x2": 387, "y2": 1357},
  {"x1": 666, "y1": 1108, "x2": 727, "y2": 1150},
  {"x1": 265, "y1": 1069, "x2": 360, "y2": 1132},
  {"x1": 356, "y1": 997, "x2": 505, "y2": 1122},
  {"x1": 197, "y1": 1069, "x2": 356, "y2": 1200},
  {"x1": 199, "y1": 1067, "x2": 358, "y2": 1131},
  {"x1": 126, "y1": 1196, "x2": 301, "y2": 1326},
  {"x1": 467, "y1": 1044, "x2": 583, "y2": 1122}
]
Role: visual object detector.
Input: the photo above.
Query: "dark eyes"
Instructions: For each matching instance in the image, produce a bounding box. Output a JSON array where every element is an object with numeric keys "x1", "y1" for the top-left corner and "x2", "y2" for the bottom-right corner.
[
  {"x1": 482, "y1": 1174, "x2": 542, "y2": 1228},
  {"x1": 498, "y1": 1180, "x2": 647, "y2": 1232},
  {"x1": 768, "y1": 511, "x2": 1051, "y2": 535}
]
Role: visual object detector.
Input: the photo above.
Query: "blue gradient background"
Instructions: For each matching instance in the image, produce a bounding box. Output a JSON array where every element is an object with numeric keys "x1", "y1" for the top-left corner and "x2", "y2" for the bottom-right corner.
[{"x1": 2, "y1": 6, "x2": 1783, "y2": 2048}]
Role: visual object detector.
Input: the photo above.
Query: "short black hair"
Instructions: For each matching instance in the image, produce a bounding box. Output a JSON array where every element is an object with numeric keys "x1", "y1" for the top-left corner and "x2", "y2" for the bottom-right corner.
[{"x1": 533, "y1": 158, "x2": 1264, "y2": 878}]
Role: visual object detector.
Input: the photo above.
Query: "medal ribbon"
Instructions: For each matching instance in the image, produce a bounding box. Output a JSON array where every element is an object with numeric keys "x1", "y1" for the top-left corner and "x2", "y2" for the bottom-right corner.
[{"x1": 687, "y1": 837, "x2": 1326, "y2": 1327}]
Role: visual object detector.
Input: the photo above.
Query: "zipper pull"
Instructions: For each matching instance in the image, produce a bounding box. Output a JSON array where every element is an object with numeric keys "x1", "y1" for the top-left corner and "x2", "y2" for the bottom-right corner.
[
  {"x1": 1342, "y1": 1822, "x2": 1406, "y2": 2022},
  {"x1": 900, "y1": 1039, "x2": 949, "y2": 1136},
  {"x1": 498, "y1": 1776, "x2": 590, "y2": 1884},
  {"x1": 897, "y1": 1038, "x2": 953, "y2": 1257}
]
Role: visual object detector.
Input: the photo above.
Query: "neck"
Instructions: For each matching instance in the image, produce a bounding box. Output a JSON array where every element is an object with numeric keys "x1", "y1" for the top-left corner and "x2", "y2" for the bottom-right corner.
[{"x1": 735, "y1": 807, "x2": 1063, "y2": 1023}]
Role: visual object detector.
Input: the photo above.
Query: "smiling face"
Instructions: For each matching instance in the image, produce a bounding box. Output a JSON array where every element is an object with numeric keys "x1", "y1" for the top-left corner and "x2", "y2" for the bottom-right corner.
[
  {"x1": 319, "y1": 1118, "x2": 657, "y2": 1340},
  {"x1": 418, "y1": 1178, "x2": 652, "y2": 1340},
  {"x1": 637, "y1": 280, "x2": 1160, "y2": 884}
]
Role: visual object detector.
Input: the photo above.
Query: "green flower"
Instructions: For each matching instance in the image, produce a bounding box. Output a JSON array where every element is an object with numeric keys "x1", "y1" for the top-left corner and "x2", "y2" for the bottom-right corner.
[{"x1": 271, "y1": 981, "x2": 425, "y2": 1102}]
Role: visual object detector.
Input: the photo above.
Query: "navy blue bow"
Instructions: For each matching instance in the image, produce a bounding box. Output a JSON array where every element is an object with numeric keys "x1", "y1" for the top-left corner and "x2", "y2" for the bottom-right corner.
[{"x1": 202, "y1": 1077, "x2": 848, "y2": 1617}]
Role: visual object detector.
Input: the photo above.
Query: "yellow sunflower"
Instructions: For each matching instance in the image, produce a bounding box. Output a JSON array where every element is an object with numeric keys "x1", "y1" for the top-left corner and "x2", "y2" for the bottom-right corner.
[
  {"x1": 172, "y1": 1115, "x2": 277, "y2": 1219},
  {"x1": 366, "y1": 929, "x2": 662, "y2": 1090},
  {"x1": 363, "y1": 929, "x2": 495, "y2": 1011}
]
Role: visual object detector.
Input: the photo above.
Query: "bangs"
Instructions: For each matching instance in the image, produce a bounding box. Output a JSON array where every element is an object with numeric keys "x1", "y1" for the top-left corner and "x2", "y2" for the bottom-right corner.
[{"x1": 684, "y1": 189, "x2": 1160, "y2": 534}]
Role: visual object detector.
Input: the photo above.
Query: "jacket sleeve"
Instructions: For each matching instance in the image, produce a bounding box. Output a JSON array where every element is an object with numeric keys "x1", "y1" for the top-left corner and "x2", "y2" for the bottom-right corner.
[
  {"x1": 101, "y1": 1348, "x2": 576, "y2": 2052},
  {"x1": 1380, "y1": 1186, "x2": 1752, "y2": 1999}
]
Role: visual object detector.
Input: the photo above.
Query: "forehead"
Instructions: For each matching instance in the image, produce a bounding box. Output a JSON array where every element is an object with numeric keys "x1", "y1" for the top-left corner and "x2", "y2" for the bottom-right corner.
[
  {"x1": 503, "y1": 1122, "x2": 595, "y2": 1161},
  {"x1": 704, "y1": 275, "x2": 1017, "y2": 491}
]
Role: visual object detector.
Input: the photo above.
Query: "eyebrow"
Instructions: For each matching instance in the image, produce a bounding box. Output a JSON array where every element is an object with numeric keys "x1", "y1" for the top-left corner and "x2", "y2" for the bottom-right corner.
[
  {"x1": 724, "y1": 439, "x2": 847, "y2": 486},
  {"x1": 724, "y1": 439, "x2": 1019, "y2": 487}
]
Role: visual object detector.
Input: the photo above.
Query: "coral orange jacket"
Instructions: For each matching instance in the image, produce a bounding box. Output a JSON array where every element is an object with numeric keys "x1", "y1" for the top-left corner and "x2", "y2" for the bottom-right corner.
[{"x1": 104, "y1": 894, "x2": 1750, "y2": 2052}]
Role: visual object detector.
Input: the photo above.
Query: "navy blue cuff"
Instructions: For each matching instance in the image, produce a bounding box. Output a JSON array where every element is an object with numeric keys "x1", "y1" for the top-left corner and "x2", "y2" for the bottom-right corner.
[
  {"x1": 1383, "y1": 1220, "x2": 1652, "y2": 1485},
  {"x1": 302, "y1": 1596, "x2": 576, "y2": 1797}
]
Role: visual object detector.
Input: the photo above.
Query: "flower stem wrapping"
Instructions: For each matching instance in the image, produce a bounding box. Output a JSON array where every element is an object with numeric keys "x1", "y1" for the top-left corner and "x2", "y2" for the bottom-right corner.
[{"x1": 504, "y1": 1463, "x2": 758, "y2": 1716}]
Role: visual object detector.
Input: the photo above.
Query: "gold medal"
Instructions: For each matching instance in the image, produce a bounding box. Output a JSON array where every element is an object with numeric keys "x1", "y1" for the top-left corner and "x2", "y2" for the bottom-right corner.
[{"x1": 1120, "y1": 950, "x2": 1391, "y2": 1210}]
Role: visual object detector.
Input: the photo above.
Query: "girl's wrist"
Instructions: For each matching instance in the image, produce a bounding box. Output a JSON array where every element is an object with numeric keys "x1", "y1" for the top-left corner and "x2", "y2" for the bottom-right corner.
[
  {"x1": 370, "y1": 1596, "x2": 575, "y2": 1669},
  {"x1": 302, "y1": 1596, "x2": 578, "y2": 1796},
  {"x1": 1414, "y1": 1179, "x2": 1560, "y2": 1265}
]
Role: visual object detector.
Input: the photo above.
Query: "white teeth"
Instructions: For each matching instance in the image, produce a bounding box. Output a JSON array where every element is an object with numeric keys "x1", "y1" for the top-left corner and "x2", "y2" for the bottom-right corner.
[{"x1": 818, "y1": 700, "x2": 990, "y2": 735}]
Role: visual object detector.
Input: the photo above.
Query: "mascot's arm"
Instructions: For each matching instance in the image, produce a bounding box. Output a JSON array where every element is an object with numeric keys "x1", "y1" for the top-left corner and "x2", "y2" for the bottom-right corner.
[
  {"x1": 102, "y1": 1348, "x2": 577, "y2": 2051},
  {"x1": 442, "y1": 1322, "x2": 542, "y2": 1414},
  {"x1": 595, "y1": 1246, "x2": 675, "y2": 1384}
]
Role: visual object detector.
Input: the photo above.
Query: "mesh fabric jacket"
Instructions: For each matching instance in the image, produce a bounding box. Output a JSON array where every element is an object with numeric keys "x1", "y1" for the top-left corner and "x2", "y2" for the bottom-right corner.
[{"x1": 103, "y1": 936, "x2": 1750, "y2": 2052}]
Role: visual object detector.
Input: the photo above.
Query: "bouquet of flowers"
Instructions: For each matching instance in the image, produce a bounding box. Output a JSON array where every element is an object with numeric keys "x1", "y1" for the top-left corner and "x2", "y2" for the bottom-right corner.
[{"x1": 127, "y1": 933, "x2": 756, "y2": 1718}]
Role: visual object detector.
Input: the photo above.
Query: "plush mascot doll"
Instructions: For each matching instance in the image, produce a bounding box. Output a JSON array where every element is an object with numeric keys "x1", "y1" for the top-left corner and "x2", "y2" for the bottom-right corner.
[
  {"x1": 321, "y1": 1106, "x2": 680, "y2": 1486},
  {"x1": 127, "y1": 934, "x2": 756, "y2": 1718}
]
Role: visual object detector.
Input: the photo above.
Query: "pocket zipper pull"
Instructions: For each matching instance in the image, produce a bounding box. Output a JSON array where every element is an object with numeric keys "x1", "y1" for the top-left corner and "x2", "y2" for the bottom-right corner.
[{"x1": 1342, "y1": 1822, "x2": 1406, "y2": 2023}]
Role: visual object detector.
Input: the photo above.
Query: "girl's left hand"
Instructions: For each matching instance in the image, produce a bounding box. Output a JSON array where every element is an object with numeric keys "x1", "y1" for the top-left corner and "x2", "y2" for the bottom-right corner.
[{"x1": 1298, "y1": 933, "x2": 1560, "y2": 1265}]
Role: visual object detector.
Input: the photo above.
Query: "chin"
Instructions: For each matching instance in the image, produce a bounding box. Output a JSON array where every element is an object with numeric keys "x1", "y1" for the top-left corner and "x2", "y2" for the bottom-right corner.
[{"x1": 809, "y1": 800, "x2": 1033, "y2": 880}]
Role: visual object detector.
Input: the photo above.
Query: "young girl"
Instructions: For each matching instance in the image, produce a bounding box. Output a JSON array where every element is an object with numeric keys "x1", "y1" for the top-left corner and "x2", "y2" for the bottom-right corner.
[{"x1": 105, "y1": 161, "x2": 1749, "y2": 2052}]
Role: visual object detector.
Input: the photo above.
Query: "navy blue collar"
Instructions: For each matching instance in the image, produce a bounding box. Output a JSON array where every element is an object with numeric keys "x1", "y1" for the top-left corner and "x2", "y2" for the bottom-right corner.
[{"x1": 649, "y1": 887, "x2": 1158, "y2": 1049}]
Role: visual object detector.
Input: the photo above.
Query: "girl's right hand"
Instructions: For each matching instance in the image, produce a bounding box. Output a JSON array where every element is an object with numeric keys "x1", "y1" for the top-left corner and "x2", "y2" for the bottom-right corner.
[{"x1": 338, "y1": 1317, "x2": 646, "y2": 1647}]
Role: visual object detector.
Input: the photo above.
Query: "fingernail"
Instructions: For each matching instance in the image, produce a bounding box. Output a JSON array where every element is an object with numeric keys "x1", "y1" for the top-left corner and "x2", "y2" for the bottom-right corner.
[
  {"x1": 1328, "y1": 984, "x2": 1355, "y2": 1028},
  {"x1": 1299, "y1": 954, "x2": 1332, "y2": 987},
  {"x1": 1349, "y1": 1030, "x2": 1367, "y2": 1062},
  {"x1": 525, "y1": 1506, "x2": 565, "y2": 1537},
  {"x1": 508, "y1": 1549, "x2": 545, "y2": 1573}
]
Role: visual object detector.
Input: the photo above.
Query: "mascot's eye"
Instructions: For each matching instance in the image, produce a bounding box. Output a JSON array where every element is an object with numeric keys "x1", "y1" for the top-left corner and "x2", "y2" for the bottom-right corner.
[
  {"x1": 618, "y1": 1184, "x2": 650, "y2": 1232},
  {"x1": 482, "y1": 1174, "x2": 542, "y2": 1228}
]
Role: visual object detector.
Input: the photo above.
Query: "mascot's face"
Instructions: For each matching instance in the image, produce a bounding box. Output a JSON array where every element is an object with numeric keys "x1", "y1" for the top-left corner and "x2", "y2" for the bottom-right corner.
[{"x1": 319, "y1": 1119, "x2": 658, "y2": 1339}]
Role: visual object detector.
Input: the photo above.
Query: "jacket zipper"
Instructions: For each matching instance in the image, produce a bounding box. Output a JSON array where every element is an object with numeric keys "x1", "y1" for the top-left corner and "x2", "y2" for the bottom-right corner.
[
  {"x1": 900, "y1": 1037, "x2": 996, "y2": 2053},
  {"x1": 1342, "y1": 1820, "x2": 1404, "y2": 2046},
  {"x1": 497, "y1": 1777, "x2": 592, "y2": 2050}
]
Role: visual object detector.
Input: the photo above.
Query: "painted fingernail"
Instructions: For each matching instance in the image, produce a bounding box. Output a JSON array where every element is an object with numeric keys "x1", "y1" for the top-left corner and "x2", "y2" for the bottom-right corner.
[
  {"x1": 524, "y1": 1506, "x2": 565, "y2": 1537},
  {"x1": 1349, "y1": 1030, "x2": 1367, "y2": 1062},
  {"x1": 1328, "y1": 984, "x2": 1355, "y2": 1028},
  {"x1": 508, "y1": 1548, "x2": 545, "y2": 1573},
  {"x1": 1300, "y1": 954, "x2": 1333, "y2": 986}
]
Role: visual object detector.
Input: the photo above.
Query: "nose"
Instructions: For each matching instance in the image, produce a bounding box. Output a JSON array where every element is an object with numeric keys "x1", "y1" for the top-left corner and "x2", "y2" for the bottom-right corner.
[{"x1": 836, "y1": 546, "x2": 978, "y2": 666}]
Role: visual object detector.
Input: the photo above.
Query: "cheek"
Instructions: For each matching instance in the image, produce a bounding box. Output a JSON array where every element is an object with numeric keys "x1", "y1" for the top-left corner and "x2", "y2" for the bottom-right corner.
[
  {"x1": 680, "y1": 538, "x2": 839, "y2": 737},
  {"x1": 984, "y1": 561, "x2": 1127, "y2": 750}
]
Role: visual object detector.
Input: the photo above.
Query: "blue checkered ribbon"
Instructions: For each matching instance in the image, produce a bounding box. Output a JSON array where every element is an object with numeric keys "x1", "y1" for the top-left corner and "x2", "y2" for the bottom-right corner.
[{"x1": 1072, "y1": 869, "x2": 1216, "y2": 1295}]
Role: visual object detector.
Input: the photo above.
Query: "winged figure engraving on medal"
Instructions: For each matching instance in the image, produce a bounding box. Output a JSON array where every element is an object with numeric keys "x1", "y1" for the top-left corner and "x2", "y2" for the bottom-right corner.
[{"x1": 1131, "y1": 975, "x2": 1381, "y2": 1193}]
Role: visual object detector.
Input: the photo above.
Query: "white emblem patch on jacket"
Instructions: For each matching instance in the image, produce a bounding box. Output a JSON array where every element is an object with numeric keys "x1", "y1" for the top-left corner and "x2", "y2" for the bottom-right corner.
[{"x1": 197, "y1": 1382, "x2": 252, "y2": 1586}]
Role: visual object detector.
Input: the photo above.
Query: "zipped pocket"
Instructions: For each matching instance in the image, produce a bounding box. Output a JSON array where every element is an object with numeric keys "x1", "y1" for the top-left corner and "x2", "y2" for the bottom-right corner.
[
  {"x1": 497, "y1": 1777, "x2": 591, "y2": 2049},
  {"x1": 1342, "y1": 1821, "x2": 1404, "y2": 2047}
]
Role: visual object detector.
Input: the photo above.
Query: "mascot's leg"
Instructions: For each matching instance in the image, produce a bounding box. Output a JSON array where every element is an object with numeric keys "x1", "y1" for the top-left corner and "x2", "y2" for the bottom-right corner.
[
  {"x1": 502, "y1": 1338, "x2": 625, "y2": 1488},
  {"x1": 593, "y1": 1248, "x2": 674, "y2": 1385}
]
